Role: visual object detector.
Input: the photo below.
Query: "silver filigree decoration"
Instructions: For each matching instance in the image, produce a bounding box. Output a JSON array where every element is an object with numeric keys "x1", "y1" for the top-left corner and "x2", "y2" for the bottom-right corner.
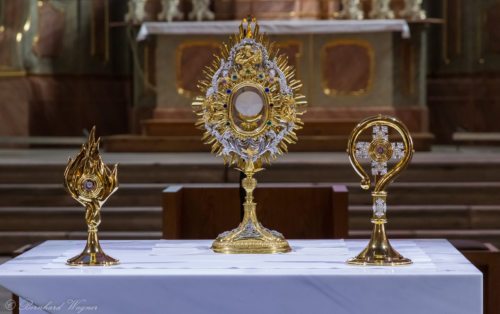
[
  {"x1": 356, "y1": 125, "x2": 406, "y2": 176},
  {"x1": 373, "y1": 197, "x2": 386, "y2": 218}
]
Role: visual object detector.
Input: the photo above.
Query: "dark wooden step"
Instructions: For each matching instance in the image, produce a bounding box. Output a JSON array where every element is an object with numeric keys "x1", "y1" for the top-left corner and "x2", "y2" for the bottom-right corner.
[
  {"x1": 103, "y1": 133, "x2": 433, "y2": 152},
  {"x1": 142, "y1": 119, "x2": 361, "y2": 137},
  {"x1": 2, "y1": 151, "x2": 499, "y2": 184},
  {"x1": 1, "y1": 182, "x2": 499, "y2": 207},
  {"x1": 0, "y1": 136, "x2": 84, "y2": 149},
  {"x1": 350, "y1": 205, "x2": 470, "y2": 230},
  {"x1": 142, "y1": 119, "x2": 200, "y2": 136},
  {"x1": 3, "y1": 160, "x2": 500, "y2": 184},
  {"x1": 350, "y1": 205, "x2": 500, "y2": 230},
  {"x1": 347, "y1": 182, "x2": 500, "y2": 206},
  {"x1": 0, "y1": 184, "x2": 165, "y2": 207},
  {"x1": 349, "y1": 229, "x2": 500, "y2": 249},
  {"x1": 4, "y1": 204, "x2": 497, "y2": 233},
  {"x1": 103, "y1": 135, "x2": 207, "y2": 152},
  {"x1": 0, "y1": 207, "x2": 161, "y2": 231}
]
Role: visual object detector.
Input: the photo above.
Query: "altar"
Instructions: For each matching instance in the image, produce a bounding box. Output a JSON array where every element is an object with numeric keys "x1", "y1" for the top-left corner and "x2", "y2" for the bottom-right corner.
[{"x1": 0, "y1": 239, "x2": 482, "y2": 314}]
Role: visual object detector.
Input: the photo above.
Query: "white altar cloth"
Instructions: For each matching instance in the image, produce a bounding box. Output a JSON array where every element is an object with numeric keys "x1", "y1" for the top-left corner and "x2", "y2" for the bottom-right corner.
[
  {"x1": 137, "y1": 20, "x2": 411, "y2": 41},
  {"x1": 0, "y1": 239, "x2": 481, "y2": 314}
]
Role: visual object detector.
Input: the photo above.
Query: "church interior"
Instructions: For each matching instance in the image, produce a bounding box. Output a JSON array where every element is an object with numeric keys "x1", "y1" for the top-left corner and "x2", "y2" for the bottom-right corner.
[{"x1": 0, "y1": 0, "x2": 499, "y2": 313}]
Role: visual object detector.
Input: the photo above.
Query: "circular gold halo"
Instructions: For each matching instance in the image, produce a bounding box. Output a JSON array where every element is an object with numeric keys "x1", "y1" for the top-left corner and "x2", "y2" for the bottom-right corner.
[{"x1": 77, "y1": 175, "x2": 103, "y2": 199}]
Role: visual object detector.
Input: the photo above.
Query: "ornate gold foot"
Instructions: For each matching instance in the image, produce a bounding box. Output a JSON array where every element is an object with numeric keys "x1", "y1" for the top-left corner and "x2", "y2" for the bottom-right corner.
[
  {"x1": 211, "y1": 218, "x2": 291, "y2": 254},
  {"x1": 67, "y1": 231, "x2": 119, "y2": 266},
  {"x1": 348, "y1": 222, "x2": 411, "y2": 266},
  {"x1": 211, "y1": 158, "x2": 291, "y2": 254}
]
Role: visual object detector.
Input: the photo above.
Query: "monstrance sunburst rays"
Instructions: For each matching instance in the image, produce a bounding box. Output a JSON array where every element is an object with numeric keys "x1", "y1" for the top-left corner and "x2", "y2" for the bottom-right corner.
[
  {"x1": 192, "y1": 17, "x2": 307, "y2": 254},
  {"x1": 192, "y1": 17, "x2": 306, "y2": 169}
]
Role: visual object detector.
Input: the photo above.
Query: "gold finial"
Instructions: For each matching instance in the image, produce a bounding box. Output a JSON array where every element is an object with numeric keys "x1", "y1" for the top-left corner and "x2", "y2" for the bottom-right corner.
[
  {"x1": 239, "y1": 16, "x2": 259, "y2": 39},
  {"x1": 346, "y1": 115, "x2": 414, "y2": 266},
  {"x1": 64, "y1": 126, "x2": 119, "y2": 266}
]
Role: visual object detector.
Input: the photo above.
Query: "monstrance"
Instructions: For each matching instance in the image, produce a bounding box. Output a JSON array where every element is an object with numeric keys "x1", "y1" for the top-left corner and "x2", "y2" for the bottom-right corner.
[
  {"x1": 347, "y1": 115, "x2": 413, "y2": 265},
  {"x1": 64, "y1": 127, "x2": 119, "y2": 266},
  {"x1": 192, "y1": 17, "x2": 307, "y2": 254}
]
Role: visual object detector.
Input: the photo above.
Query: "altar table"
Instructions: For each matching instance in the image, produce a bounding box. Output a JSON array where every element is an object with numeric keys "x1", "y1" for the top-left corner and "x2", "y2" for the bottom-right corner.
[
  {"x1": 0, "y1": 240, "x2": 481, "y2": 314},
  {"x1": 137, "y1": 20, "x2": 411, "y2": 40}
]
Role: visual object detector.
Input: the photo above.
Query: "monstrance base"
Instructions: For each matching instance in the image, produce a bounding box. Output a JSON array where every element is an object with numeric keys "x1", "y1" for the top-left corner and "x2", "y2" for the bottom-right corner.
[
  {"x1": 211, "y1": 223, "x2": 291, "y2": 254},
  {"x1": 67, "y1": 231, "x2": 119, "y2": 266}
]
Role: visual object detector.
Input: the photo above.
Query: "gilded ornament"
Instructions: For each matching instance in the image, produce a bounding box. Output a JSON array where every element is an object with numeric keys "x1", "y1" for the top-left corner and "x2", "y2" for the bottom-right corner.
[
  {"x1": 347, "y1": 115, "x2": 414, "y2": 266},
  {"x1": 64, "y1": 127, "x2": 119, "y2": 266},
  {"x1": 192, "y1": 17, "x2": 306, "y2": 254}
]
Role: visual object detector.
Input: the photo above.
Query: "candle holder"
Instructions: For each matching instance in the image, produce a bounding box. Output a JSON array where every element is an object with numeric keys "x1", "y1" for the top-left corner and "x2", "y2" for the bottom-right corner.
[
  {"x1": 64, "y1": 127, "x2": 119, "y2": 266},
  {"x1": 192, "y1": 17, "x2": 306, "y2": 254},
  {"x1": 399, "y1": 0, "x2": 426, "y2": 21},
  {"x1": 347, "y1": 115, "x2": 414, "y2": 266},
  {"x1": 369, "y1": 0, "x2": 395, "y2": 19},
  {"x1": 337, "y1": 0, "x2": 364, "y2": 20}
]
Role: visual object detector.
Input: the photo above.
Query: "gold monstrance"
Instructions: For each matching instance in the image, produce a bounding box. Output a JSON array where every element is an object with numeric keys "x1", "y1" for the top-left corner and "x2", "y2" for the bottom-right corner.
[
  {"x1": 347, "y1": 115, "x2": 414, "y2": 265},
  {"x1": 64, "y1": 127, "x2": 119, "y2": 266},
  {"x1": 192, "y1": 17, "x2": 307, "y2": 254}
]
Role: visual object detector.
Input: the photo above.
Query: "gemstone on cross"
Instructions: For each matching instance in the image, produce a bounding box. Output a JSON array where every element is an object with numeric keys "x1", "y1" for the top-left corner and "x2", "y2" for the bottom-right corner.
[
  {"x1": 355, "y1": 124, "x2": 405, "y2": 176},
  {"x1": 83, "y1": 179, "x2": 96, "y2": 191}
]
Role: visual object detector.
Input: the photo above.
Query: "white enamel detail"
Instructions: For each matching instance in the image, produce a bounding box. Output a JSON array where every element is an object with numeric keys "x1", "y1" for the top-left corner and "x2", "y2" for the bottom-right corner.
[{"x1": 373, "y1": 197, "x2": 387, "y2": 218}]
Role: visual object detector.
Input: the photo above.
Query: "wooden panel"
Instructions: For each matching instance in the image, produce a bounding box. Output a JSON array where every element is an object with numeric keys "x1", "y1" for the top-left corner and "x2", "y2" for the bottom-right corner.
[
  {"x1": 103, "y1": 132, "x2": 434, "y2": 152},
  {"x1": 90, "y1": 0, "x2": 109, "y2": 61},
  {"x1": 162, "y1": 184, "x2": 349, "y2": 239},
  {"x1": 214, "y1": 0, "x2": 235, "y2": 20},
  {"x1": 0, "y1": 75, "x2": 129, "y2": 137},
  {"x1": 163, "y1": 185, "x2": 241, "y2": 239},
  {"x1": 33, "y1": 1, "x2": 66, "y2": 58},
  {"x1": 0, "y1": 0, "x2": 29, "y2": 72},
  {"x1": 275, "y1": 40, "x2": 302, "y2": 77},
  {"x1": 216, "y1": 0, "x2": 331, "y2": 20},
  {"x1": 321, "y1": 40, "x2": 373, "y2": 96},
  {"x1": 176, "y1": 41, "x2": 221, "y2": 96},
  {"x1": 142, "y1": 118, "x2": 358, "y2": 137},
  {"x1": 461, "y1": 249, "x2": 500, "y2": 314},
  {"x1": 233, "y1": 0, "x2": 296, "y2": 19},
  {"x1": 485, "y1": 3, "x2": 500, "y2": 54},
  {"x1": 428, "y1": 75, "x2": 500, "y2": 143},
  {"x1": 153, "y1": 106, "x2": 429, "y2": 132},
  {"x1": 0, "y1": 77, "x2": 29, "y2": 136},
  {"x1": 142, "y1": 120, "x2": 200, "y2": 136},
  {"x1": 27, "y1": 75, "x2": 129, "y2": 136},
  {"x1": 255, "y1": 186, "x2": 334, "y2": 239}
]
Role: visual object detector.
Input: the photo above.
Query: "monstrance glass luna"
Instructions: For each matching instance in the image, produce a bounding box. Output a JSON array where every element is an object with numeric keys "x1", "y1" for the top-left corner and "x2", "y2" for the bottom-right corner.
[
  {"x1": 347, "y1": 115, "x2": 414, "y2": 265},
  {"x1": 192, "y1": 17, "x2": 307, "y2": 254}
]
